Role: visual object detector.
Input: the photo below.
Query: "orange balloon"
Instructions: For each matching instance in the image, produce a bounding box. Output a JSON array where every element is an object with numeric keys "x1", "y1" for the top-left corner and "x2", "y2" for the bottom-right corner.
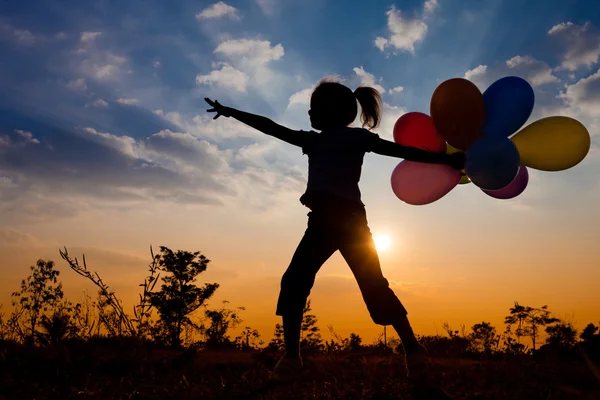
[{"x1": 430, "y1": 78, "x2": 486, "y2": 151}]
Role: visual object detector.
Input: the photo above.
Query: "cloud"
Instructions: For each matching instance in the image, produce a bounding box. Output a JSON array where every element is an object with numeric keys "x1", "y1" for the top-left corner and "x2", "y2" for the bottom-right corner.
[
  {"x1": 196, "y1": 2, "x2": 241, "y2": 20},
  {"x1": 80, "y1": 31, "x2": 102, "y2": 43},
  {"x1": 423, "y1": 0, "x2": 439, "y2": 15},
  {"x1": 463, "y1": 56, "x2": 559, "y2": 89},
  {"x1": 91, "y1": 99, "x2": 109, "y2": 108},
  {"x1": 117, "y1": 98, "x2": 140, "y2": 105},
  {"x1": 0, "y1": 23, "x2": 36, "y2": 45},
  {"x1": 559, "y1": 69, "x2": 600, "y2": 118},
  {"x1": 353, "y1": 66, "x2": 386, "y2": 94},
  {"x1": 548, "y1": 22, "x2": 600, "y2": 71},
  {"x1": 376, "y1": 103, "x2": 407, "y2": 139},
  {"x1": 66, "y1": 78, "x2": 87, "y2": 91},
  {"x1": 389, "y1": 86, "x2": 404, "y2": 94},
  {"x1": 197, "y1": 38, "x2": 285, "y2": 92},
  {"x1": 214, "y1": 39, "x2": 284, "y2": 66},
  {"x1": 196, "y1": 63, "x2": 249, "y2": 92},
  {"x1": 73, "y1": 36, "x2": 128, "y2": 82},
  {"x1": 288, "y1": 87, "x2": 314, "y2": 108},
  {"x1": 0, "y1": 129, "x2": 40, "y2": 147},
  {"x1": 153, "y1": 61, "x2": 161, "y2": 68},
  {"x1": 375, "y1": 5, "x2": 428, "y2": 54},
  {"x1": 256, "y1": 0, "x2": 277, "y2": 16}
]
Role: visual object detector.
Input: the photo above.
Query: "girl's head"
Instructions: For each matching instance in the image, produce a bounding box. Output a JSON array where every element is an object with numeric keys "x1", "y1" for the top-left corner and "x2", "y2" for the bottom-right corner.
[{"x1": 309, "y1": 77, "x2": 382, "y2": 131}]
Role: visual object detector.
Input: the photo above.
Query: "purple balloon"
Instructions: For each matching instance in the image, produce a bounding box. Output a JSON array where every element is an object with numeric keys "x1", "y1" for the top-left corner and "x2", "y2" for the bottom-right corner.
[{"x1": 482, "y1": 165, "x2": 529, "y2": 199}]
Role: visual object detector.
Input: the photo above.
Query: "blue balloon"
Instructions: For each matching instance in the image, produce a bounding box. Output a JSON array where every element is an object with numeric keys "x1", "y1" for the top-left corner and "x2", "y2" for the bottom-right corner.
[
  {"x1": 465, "y1": 135, "x2": 520, "y2": 191},
  {"x1": 482, "y1": 76, "x2": 535, "y2": 138}
]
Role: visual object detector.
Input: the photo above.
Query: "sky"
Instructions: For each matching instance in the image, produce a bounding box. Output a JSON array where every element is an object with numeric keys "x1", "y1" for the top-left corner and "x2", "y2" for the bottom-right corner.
[{"x1": 1, "y1": 0, "x2": 600, "y2": 344}]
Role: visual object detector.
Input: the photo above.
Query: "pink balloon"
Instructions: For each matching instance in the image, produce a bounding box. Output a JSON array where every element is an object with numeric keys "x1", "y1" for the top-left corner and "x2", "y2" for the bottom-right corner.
[
  {"x1": 482, "y1": 165, "x2": 529, "y2": 199},
  {"x1": 391, "y1": 160, "x2": 461, "y2": 205}
]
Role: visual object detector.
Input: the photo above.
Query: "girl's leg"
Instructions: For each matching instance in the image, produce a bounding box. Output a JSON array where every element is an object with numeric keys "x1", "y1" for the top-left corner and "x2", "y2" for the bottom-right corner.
[
  {"x1": 338, "y1": 212, "x2": 420, "y2": 353},
  {"x1": 276, "y1": 214, "x2": 338, "y2": 358}
]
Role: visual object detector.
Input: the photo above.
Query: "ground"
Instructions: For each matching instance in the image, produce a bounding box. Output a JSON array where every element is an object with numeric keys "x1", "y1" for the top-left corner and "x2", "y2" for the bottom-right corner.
[{"x1": 1, "y1": 341, "x2": 599, "y2": 399}]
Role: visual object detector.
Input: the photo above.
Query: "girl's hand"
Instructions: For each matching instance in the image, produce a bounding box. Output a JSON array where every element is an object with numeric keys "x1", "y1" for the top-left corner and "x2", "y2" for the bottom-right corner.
[
  {"x1": 447, "y1": 152, "x2": 466, "y2": 170},
  {"x1": 205, "y1": 98, "x2": 233, "y2": 119}
]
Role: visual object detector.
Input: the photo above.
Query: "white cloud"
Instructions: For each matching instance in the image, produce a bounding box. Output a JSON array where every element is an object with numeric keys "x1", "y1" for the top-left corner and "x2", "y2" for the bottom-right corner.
[
  {"x1": 82, "y1": 127, "x2": 138, "y2": 158},
  {"x1": 256, "y1": 0, "x2": 276, "y2": 15},
  {"x1": 199, "y1": 38, "x2": 285, "y2": 92},
  {"x1": 14, "y1": 130, "x2": 40, "y2": 145},
  {"x1": 153, "y1": 61, "x2": 161, "y2": 68},
  {"x1": 375, "y1": 5, "x2": 428, "y2": 54},
  {"x1": 91, "y1": 99, "x2": 109, "y2": 108},
  {"x1": 390, "y1": 86, "x2": 404, "y2": 94},
  {"x1": 374, "y1": 37, "x2": 388, "y2": 51},
  {"x1": 0, "y1": 130, "x2": 40, "y2": 147},
  {"x1": 12, "y1": 29, "x2": 35, "y2": 45},
  {"x1": 67, "y1": 78, "x2": 87, "y2": 91},
  {"x1": 214, "y1": 38, "x2": 284, "y2": 66},
  {"x1": 372, "y1": 103, "x2": 407, "y2": 139},
  {"x1": 0, "y1": 23, "x2": 36, "y2": 45},
  {"x1": 196, "y1": 2, "x2": 241, "y2": 20},
  {"x1": 559, "y1": 68, "x2": 600, "y2": 118},
  {"x1": 353, "y1": 66, "x2": 386, "y2": 94},
  {"x1": 117, "y1": 98, "x2": 139, "y2": 105},
  {"x1": 463, "y1": 56, "x2": 558, "y2": 90},
  {"x1": 288, "y1": 87, "x2": 314, "y2": 108},
  {"x1": 548, "y1": 22, "x2": 600, "y2": 71},
  {"x1": 196, "y1": 63, "x2": 249, "y2": 92},
  {"x1": 80, "y1": 31, "x2": 102, "y2": 42},
  {"x1": 506, "y1": 56, "x2": 560, "y2": 86},
  {"x1": 424, "y1": 0, "x2": 439, "y2": 15}
]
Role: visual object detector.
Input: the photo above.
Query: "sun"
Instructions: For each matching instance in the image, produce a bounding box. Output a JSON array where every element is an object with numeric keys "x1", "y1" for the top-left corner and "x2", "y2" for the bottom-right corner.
[{"x1": 373, "y1": 234, "x2": 392, "y2": 252}]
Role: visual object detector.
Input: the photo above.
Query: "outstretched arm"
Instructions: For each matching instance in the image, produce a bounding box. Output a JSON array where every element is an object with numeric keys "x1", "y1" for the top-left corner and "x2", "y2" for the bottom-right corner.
[
  {"x1": 371, "y1": 137, "x2": 465, "y2": 169},
  {"x1": 205, "y1": 98, "x2": 308, "y2": 147}
]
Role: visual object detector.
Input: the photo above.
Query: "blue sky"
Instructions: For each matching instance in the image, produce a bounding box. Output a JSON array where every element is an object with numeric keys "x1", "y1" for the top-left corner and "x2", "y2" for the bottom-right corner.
[{"x1": 1, "y1": 0, "x2": 600, "y2": 338}]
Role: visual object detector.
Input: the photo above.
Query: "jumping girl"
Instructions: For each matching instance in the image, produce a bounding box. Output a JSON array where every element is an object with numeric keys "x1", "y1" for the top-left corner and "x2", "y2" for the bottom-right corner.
[{"x1": 205, "y1": 77, "x2": 465, "y2": 384}]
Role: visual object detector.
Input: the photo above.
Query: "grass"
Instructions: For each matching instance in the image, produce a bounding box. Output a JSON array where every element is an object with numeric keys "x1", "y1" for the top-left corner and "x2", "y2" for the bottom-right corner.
[{"x1": 1, "y1": 341, "x2": 599, "y2": 399}]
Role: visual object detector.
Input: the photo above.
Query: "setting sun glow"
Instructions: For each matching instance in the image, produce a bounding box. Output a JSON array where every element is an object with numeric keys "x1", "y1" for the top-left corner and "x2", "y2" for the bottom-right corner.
[{"x1": 373, "y1": 234, "x2": 392, "y2": 252}]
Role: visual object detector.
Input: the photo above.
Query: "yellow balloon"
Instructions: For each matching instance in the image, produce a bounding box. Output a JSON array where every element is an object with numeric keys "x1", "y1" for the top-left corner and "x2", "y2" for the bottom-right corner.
[
  {"x1": 446, "y1": 144, "x2": 461, "y2": 155},
  {"x1": 511, "y1": 116, "x2": 590, "y2": 171},
  {"x1": 446, "y1": 144, "x2": 471, "y2": 184}
]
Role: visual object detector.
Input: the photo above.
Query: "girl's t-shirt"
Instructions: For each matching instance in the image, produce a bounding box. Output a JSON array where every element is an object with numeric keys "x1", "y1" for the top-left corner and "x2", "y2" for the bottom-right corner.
[{"x1": 299, "y1": 127, "x2": 379, "y2": 208}]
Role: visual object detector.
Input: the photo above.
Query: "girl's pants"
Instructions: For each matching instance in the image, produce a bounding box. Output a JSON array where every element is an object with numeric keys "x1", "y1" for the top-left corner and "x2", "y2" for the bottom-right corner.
[{"x1": 276, "y1": 203, "x2": 408, "y2": 325}]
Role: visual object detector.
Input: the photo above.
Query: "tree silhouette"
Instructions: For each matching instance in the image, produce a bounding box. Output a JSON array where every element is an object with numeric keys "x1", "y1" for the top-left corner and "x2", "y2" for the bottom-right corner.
[
  {"x1": 580, "y1": 323, "x2": 599, "y2": 344},
  {"x1": 203, "y1": 300, "x2": 244, "y2": 348},
  {"x1": 11, "y1": 260, "x2": 64, "y2": 345},
  {"x1": 505, "y1": 302, "x2": 559, "y2": 351},
  {"x1": 268, "y1": 323, "x2": 285, "y2": 351},
  {"x1": 149, "y1": 246, "x2": 218, "y2": 348},
  {"x1": 470, "y1": 321, "x2": 499, "y2": 355},
  {"x1": 545, "y1": 321, "x2": 578, "y2": 347},
  {"x1": 300, "y1": 300, "x2": 323, "y2": 352}
]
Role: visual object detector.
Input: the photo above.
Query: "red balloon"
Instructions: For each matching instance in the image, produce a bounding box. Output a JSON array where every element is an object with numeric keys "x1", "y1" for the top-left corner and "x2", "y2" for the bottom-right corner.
[
  {"x1": 391, "y1": 160, "x2": 461, "y2": 205},
  {"x1": 430, "y1": 78, "x2": 486, "y2": 151},
  {"x1": 393, "y1": 112, "x2": 447, "y2": 153}
]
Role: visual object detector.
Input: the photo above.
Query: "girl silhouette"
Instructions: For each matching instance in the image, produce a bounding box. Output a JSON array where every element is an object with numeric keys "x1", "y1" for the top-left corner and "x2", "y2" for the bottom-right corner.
[{"x1": 205, "y1": 77, "x2": 464, "y2": 384}]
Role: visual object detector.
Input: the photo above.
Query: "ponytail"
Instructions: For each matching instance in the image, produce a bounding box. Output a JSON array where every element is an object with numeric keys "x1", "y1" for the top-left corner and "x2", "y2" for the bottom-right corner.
[{"x1": 354, "y1": 86, "x2": 382, "y2": 130}]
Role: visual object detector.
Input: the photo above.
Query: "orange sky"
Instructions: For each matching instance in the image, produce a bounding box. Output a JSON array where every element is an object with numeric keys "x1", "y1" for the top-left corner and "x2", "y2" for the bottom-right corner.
[{"x1": 2, "y1": 150, "x2": 599, "y2": 345}]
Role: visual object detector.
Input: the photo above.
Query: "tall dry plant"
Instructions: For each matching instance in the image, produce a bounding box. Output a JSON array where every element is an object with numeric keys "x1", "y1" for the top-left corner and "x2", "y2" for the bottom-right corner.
[{"x1": 59, "y1": 246, "x2": 160, "y2": 338}]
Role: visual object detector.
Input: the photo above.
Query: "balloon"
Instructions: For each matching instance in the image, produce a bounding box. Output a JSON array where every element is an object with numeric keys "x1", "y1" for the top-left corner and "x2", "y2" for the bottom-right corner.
[
  {"x1": 483, "y1": 76, "x2": 535, "y2": 138},
  {"x1": 393, "y1": 112, "x2": 446, "y2": 152},
  {"x1": 459, "y1": 173, "x2": 471, "y2": 185},
  {"x1": 482, "y1": 165, "x2": 529, "y2": 199},
  {"x1": 430, "y1": 78, "x2": 486, "y2": 150},
  {"x1": 465, "y1": 135, "x2": 520, "y2": 190},
  {"x1": 391, "y1": 161, "x2": 461, "y2": 205},
  {"x1": 511, "y1": 116, "x2": 590, "y2": 171},
  {"x1": 446, "y1": 144, "x2": 471, "y2": 185}
]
